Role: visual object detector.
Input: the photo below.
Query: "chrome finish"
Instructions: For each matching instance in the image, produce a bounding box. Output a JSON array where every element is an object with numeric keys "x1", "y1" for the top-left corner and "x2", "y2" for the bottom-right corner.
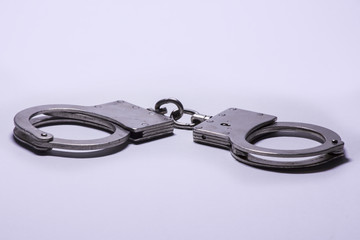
[
  {"x1": 154, "y1": 98, "x2": 184, "y2": 119},
  {"x1": 14, "y1": 100, "x2": 173, "y2": 151},
  {"x1": 191, "y1": 113, "x2": 212, "y2": 125},
  {"x1": 14, "y1": 114, "x2": 129, "y2": 151},
  {"x1": 154, "y1": 98, "x2": 210, "y2": 130},
  {"x1": 13, "y1": 97, "x2": 345, "y2": 170},
  {"x1": 193, "y1": 108, "x2": 344, "y2": 169},
  {"x1": 171, "y1": 109, "x2": 199, "y2": 130}
]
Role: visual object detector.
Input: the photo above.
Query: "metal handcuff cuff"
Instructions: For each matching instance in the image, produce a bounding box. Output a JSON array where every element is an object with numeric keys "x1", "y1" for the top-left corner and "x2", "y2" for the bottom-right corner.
[{"x1": 13, "y1": 98, "x2": 345, "y2": 170}]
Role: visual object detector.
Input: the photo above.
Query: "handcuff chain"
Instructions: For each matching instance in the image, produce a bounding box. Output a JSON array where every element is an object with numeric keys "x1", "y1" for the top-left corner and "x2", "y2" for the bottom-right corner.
[{"x1": 153, "y1": 98, "x2": 211, "y2": 130}]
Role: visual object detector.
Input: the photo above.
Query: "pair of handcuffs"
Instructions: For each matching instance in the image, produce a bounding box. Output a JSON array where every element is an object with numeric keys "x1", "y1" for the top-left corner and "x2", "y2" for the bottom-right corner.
[{"x1": 13, "y1": 98, "x2": 345, "y2": 170}]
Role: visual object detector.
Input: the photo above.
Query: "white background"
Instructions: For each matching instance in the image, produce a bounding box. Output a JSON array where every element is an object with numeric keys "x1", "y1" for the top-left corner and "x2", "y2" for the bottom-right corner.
[{"x1": 1, "y1": 1, "x2": 359, "y2": 239}]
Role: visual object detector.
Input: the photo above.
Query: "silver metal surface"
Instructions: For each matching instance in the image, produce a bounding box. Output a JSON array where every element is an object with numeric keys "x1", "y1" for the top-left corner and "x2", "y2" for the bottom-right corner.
[
  {"x1": 13, "y1": 98, "x2": 345, "y2": 170},
  {"x1": 171, "y1": 109, "x2": 200, "y2": 130},
  {"x1": 191, "y1": 113, "x2": 212, "y2": 125},
  {"x1": 194, "y1": 108, "x2": 344, "y2": 169},
  {"x1": 14, "y1": 100, "x2": 173, "y2": 151},
  {"x1": 14, "y1": 114, "x2": 130, "y2": 151},
  {"x1": 154, "y1": 98, "x2": 210, "y2": 130},
  {"x1": 154, "y1": 98, "x2": 184, "y2": 119}
]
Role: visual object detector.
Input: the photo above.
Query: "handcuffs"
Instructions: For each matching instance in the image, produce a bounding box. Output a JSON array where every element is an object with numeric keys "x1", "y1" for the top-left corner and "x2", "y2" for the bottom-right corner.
[{"x1": 13, "y1": 98, "x2": 345, "y2": 170}]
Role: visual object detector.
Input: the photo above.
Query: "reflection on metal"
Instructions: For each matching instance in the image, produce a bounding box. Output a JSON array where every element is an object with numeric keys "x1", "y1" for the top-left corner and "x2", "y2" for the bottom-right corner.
[{"x1": 14, "y1": 98, "x2": 344, "y2": 171}]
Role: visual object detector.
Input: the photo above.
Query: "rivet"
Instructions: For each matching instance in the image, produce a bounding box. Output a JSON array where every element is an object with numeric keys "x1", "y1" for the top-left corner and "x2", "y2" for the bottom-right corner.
[
  {"x1": 332, "y1": 139, "x2": 338, "y2": 144},
  {"x1": 41, "y1": 133, "x2": 47, "y2": 137}
]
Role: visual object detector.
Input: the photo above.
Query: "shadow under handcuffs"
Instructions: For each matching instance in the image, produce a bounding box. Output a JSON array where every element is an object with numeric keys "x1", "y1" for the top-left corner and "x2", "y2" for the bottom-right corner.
[
  {"x1": 12, "y1": 132, "x2": 175, "y2": 159},
  {"x1": 12, "y1": 133, "x2": 349, "y2": 173}
]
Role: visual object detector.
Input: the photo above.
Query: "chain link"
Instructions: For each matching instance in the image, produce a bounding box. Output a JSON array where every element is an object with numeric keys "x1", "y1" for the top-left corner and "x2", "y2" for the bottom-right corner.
[{"x1": 154, "y1": 98, "x2": 211, "y2": 130}]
